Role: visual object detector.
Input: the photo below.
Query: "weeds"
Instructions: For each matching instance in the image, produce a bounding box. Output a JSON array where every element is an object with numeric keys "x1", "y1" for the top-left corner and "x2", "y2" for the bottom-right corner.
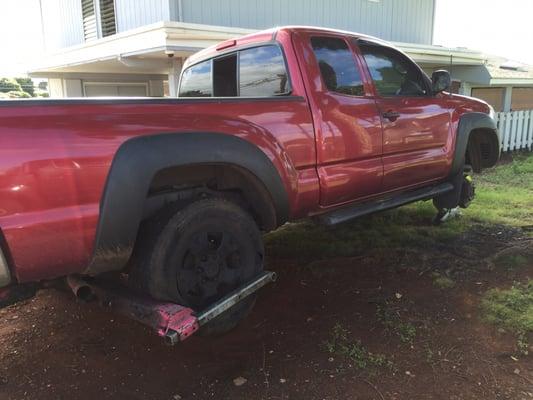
[
  {"x1": 517, "y1": 332, "x2": 529, "y2": 355},
  {"x1": 432, "y1": 273, "x2": 456, "y2": 289},
  {"x1": 323, "y1": 323, "x2": 394, "y2": 373},
  {"x1": 423, "y1": 344, "x2": 436, "y2": 365},
  {"x1": 481, "y1": 280, "x2": 533, "y2": 355},
  {"x1": 376, "y1": 304, "x2": 417, "y2": 344},
  {"x1": 495, "y1": 254, "x2": 529, "y2": 270}
]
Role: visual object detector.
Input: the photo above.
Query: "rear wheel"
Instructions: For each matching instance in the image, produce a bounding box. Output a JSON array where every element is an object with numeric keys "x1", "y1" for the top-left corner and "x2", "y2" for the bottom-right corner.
[{"x1": 129, "y1": 197, "x2": 264, "y2": 335}]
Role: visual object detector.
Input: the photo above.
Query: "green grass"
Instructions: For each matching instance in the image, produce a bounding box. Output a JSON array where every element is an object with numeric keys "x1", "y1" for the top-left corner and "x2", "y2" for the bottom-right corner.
[
  {"x1": 265, "y1": 153, "x2": 533, "y2": 260},
  {"x1": 323, "y1": 323, "x2": 394, "y2": 373},
  {"x1": 265, "y1": 201, "x2": 465, "y2": 260},
  {"x1": 481, "y1": 280, "x2": 533, "y2": 354},
  {"x1": 467, "y1": 153, "x2": 533, "y2": 227},
  {"x1": 476, "y1": 153, "x2": 533, "y2": 189}
]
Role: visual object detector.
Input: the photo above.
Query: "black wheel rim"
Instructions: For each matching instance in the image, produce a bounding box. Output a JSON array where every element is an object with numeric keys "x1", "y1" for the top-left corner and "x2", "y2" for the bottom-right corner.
[{"x1": 178, "y1": 229, "x2": 243, "y2": 308}]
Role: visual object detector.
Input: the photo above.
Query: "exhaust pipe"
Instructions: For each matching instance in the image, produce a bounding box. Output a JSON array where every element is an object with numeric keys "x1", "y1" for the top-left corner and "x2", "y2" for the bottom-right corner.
[
  {"x1": 64, "y1": 271, "x2": 276, "y2": 344},
  {"x1": 66, "y1": 275, "x2": 94, "y2": 301},
  {"x1": 65, "y1": 274, "x2": 200, "y2": 343}
]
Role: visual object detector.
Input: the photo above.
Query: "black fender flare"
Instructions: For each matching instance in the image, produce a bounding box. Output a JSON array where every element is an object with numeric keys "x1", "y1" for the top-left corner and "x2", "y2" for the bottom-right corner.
[
  {"x1": 435, "y1": 112, "x2": 499, "y2": 210},
  {"x1": 85, "y1": 132, "x2": 289, "y2": 275},
  {"x1": 450, "y1": 112, "x2": 499, "y2": 177}
]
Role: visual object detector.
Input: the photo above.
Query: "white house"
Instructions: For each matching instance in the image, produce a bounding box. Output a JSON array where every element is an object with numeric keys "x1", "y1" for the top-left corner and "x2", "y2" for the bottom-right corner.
[{"x1": 30, "y1": 0, "x2": 533, "y2": 115}]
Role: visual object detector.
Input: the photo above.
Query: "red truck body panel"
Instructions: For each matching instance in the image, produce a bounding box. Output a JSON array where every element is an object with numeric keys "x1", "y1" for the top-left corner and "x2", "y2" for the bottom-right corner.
[
  {"x1": 0, "y1": 98, "x2": 317, "y2": 282},
  {"x1": 0, "y1": 26, "x2": 491, "y2": 284}
]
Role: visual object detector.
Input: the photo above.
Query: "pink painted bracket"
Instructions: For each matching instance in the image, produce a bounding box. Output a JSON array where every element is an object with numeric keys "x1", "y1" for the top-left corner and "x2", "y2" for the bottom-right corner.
[
  {"x1": 67, "y1": 276, "x2": 200, "y2": 344},
  {"x1": 67, "y1": 271, "x2": 276, "y2": 345},
  {"x1": 154, "y1": 303, "x2": 200, "y2": 344}
]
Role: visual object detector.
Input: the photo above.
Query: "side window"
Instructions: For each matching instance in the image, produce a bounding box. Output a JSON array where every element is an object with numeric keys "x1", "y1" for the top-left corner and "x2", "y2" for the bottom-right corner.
[
  {"x1": 179, "y1": 45, "x2": 290, "y2": 97},
  {"x1": 179, "y1": 60, "x2": 212, "y2": 97},
  {"x1": 311, "y1": 36, "x2": 364, "y2": 96},
  {"x1": 359, "y1": 42, "x2": 427, "y2": 97},
  {"x1": 239, "y1": 46, "x2": 289, "y2": 96}
]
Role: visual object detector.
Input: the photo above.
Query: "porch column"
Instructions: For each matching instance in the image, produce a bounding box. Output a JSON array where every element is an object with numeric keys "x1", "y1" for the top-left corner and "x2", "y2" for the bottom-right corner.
[
  {"x1": 168, "y1": 57, "x2": 183, "y2": 97},
  {"x1": 502, "y1": 86, "x2": 513, "y2": 112},
  {"x1": 48, "y1": 78, "x2": 64, "y2": 98}
]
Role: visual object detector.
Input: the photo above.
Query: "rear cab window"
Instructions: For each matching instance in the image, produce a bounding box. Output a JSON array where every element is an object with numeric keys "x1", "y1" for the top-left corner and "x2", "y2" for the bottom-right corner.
[
  {"x1": 179, "y1": 60, "x2": 213, "y2": 97},
  {"x1": 179, "y1": 45, "x2": 290, "y2": 97}
]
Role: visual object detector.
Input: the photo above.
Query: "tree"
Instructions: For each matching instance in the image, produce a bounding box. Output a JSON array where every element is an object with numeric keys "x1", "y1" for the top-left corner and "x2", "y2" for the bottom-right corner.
[
  {"x1": 15, "y1": 77, "x2": 34, "y2": 96},
  {"x1": 6, "y1": 91, "x2": 31, "y2": 98},
  {"x1": 0, "y1": 78, "x2": 22, "y2": 93}
]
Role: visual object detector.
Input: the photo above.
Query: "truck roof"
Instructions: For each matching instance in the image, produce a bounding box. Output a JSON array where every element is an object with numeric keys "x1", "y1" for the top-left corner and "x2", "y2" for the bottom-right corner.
[{"x1": 184, "y1": 26, "x2": 387, "y2": 67}]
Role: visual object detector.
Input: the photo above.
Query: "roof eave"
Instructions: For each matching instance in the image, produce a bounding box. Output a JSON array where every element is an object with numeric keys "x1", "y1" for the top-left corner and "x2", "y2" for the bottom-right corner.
[{"x1": 490, "y1": 78, "x2": 533, "y2": 86}]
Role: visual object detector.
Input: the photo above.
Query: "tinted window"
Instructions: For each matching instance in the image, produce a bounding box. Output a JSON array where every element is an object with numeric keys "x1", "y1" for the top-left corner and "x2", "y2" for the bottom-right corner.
[
  {"x1": 213, "y1": 54, "x2": 237, "y2": 97},
  {"x1": 239, "y1": 46, "x2": 289, "y2": 96},
  {"x1": 311, "y1": 36, "x2": 364, "y2": 96},
  {"x1": 359, "y1": 43, "x2": 427, "y2": 97},
  {"x1": 179, "y1": 46, "x2": 290, "y2": 98},
  {"x1": 179, "y1": 60, "x2": 212, "y2": 97}
]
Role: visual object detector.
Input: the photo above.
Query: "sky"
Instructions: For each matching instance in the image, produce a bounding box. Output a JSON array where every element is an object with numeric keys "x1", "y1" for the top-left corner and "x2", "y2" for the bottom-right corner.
[
  {"x1": 434, "y1": 0, "x2": 533, "y2": 64},
  {"x1": 0, "y1": 0, "x2": 43, "y2": 77},
  {"x1": 1, "y1": 0, "x2": 533, "y2": 76}
]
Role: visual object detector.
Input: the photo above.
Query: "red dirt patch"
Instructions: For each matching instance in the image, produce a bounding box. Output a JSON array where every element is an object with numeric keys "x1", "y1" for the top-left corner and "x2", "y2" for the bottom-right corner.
[{"x1": 0, "y1": 225, "x2": 532, "y2": 400}]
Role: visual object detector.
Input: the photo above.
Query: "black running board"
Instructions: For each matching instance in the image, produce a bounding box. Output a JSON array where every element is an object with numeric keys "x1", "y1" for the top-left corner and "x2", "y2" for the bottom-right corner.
[{"x1": 316, "y1": 182, "x2": 454, "y2": 226}]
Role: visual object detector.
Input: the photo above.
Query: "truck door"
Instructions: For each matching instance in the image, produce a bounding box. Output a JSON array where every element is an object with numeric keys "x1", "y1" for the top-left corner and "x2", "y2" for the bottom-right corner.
[
  {"x1": 356, "y1": 40, "x2": 453, "y2": 191},
  {"x1": 293, "y1": 31, "x2": 383, "y2": 206}
]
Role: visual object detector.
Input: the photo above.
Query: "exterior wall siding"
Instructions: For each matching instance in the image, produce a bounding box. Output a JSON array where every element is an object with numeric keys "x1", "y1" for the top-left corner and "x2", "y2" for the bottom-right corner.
[
  {"x1": 115, "y1": 0, "x2": 171, "y2": 32},
  {"x1": 41, "y1": 0, "x2": 435, "y2": 50},
  {"x1": 179, "y1": 0, "x2": 435, "y2": 44},
  {"x1": 41, "y1": 0, "x2": 85, "y2": 51}
]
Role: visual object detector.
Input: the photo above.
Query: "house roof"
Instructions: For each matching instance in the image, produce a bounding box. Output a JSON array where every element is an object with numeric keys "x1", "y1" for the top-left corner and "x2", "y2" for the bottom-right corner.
[
  {"x1": 485, "y1": 64, "x2": 533, "y2": 85},
  {"x1": 29, "y1": 21, "x2": 255, "y2": 76},
  {"x1": 186, "y1": 25, "x2": 488, "y2": 68},
  {"x1": 28, "y1": 21, "x2": 533, "y2": 88}
]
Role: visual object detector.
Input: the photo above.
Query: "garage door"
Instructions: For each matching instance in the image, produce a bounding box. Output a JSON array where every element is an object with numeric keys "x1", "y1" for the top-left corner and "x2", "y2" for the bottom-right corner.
[{"x1": 84, "y1": 83, "x2": 148, "y2": 97}]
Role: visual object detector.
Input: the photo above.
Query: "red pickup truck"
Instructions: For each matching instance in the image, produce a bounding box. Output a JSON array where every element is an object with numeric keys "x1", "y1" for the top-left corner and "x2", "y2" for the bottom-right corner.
[{"x1": 0, "y1": 26, "x2": 499, "y2": 335}]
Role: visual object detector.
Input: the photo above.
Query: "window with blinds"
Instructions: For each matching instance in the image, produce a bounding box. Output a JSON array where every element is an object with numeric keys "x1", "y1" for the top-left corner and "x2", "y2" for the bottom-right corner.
[
  {"x1": 81, "y1": 0, "x2": 116, "y2": 42},
  {"x1": 99, "y1": 0, "x2": 116, "y2": 37},
  {"x1": 81, "y1": 0, "x2": 98, "y2": 42}
]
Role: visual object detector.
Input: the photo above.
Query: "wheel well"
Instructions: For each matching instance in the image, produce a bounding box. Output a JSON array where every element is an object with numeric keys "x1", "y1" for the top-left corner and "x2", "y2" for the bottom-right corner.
[
  {"x1": 142, "y1": 164, "x2": 278, "y2": 232},
  {"x1": 466, "y1": 128, "x2": 500, "y2": 173}
]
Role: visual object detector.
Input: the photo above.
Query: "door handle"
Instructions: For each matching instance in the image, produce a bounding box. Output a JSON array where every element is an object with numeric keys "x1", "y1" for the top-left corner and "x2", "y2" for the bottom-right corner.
[{"x1": 382, "y1": 110, "x2": 400, "y2": 121}]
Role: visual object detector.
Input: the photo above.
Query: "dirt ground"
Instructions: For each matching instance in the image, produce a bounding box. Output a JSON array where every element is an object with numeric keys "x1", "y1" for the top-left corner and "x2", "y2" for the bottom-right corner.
[{"x1": 0, "y1": 221, "x2": 532, "y2": 400}]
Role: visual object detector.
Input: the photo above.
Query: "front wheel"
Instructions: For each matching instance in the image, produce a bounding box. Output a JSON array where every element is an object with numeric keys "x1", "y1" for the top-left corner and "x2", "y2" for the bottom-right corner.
[{"x1": 129, "y1": 197, "x2": 264, "y2": 335}]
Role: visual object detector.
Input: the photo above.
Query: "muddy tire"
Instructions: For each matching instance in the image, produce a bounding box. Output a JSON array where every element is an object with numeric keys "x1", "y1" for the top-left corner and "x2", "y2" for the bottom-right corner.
[{"x1": 129, "y1": 198, "x2": 264, "y2": 335}]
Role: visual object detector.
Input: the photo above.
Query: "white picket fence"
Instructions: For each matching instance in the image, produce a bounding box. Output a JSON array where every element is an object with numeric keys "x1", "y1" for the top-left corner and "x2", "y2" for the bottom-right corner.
[{"x1": 494, "y1": 110, "x2": 533, "y2": 152}]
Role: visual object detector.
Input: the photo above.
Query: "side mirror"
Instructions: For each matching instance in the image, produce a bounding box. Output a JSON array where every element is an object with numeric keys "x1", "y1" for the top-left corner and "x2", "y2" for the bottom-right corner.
[{"x1": 431, "y1": 70, "x2": 451, "y2": 94}]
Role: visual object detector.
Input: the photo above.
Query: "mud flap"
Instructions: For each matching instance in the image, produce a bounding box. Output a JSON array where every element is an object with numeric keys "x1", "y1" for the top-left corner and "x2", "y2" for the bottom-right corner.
[
  {"x1": 433, "y1": 166, "x2": 475, "y2": 224},
  {"x1": 458, "y1": 174, "x2": 475, "y2": 208}
]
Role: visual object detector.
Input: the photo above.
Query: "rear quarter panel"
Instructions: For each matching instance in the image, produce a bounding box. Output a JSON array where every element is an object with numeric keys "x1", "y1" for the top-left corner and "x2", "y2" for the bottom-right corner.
[{"x1": 0, "y1": 97, "x2": 316, "y2": 283}]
